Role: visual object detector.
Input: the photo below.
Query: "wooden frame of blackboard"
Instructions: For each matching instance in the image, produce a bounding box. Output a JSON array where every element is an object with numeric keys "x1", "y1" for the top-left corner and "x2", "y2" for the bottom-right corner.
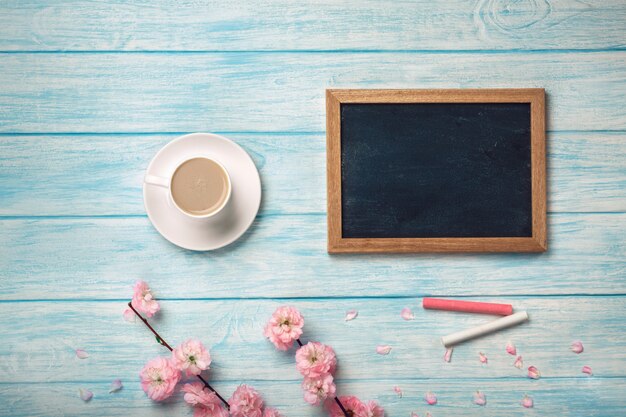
[{"x1": 326, "y1": 88, "x2": 546, "y2": 253}]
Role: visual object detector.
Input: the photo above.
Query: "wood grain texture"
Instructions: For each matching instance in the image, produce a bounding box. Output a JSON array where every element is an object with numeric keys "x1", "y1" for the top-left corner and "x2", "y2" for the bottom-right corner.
[
  {"x1": 1, "y1": 378, "x2": 625, "y2": 417},
  {"x1": 328, "y1": 88, "x2": 546, "y2": 103},
  {"x1": 326, "y1": 91, "x2": 342, "y2": 251},
  {"x1": 0, "y1": 214, "x2": 623, "y2": 300},
  {"x1": 0, "y1": 132, "x2": 624, "y2": 217},
  {"x1": 0, "y1": 52, "x2": 625, "y2": 133},
  {"x1": 1, "y1": 298, "x2": 623, "y2": 383},
  {"x1": 531, "y1": 89, "x2": 547, "y2": 249},
  {"x1": 327, "y1": 89, "x2": 546, "y2": 253},
  {"x1": 0, "y1": 0, "x2": 625, "y2": 51}
]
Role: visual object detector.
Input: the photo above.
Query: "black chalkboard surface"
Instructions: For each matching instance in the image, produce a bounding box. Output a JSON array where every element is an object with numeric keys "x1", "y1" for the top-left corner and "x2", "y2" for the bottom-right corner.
[
  {"x1": 326, "y1": 89, "x2": 546, "y2": 253},
  {"x1": 341, "y1": 103, "x2": 531, "y2": 238}
]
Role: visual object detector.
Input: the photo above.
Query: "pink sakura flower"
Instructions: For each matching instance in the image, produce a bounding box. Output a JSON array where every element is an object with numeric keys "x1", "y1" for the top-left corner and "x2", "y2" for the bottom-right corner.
[
  {"x1": 181, "y1": 383, "x2": 228, "y2": 417},
  {"x1": 139, "y1": 356, "x2": 181, "y2": 401},
  {"x1": 527, "y1": 365, "x2": 541, "y2": 379},
  {"x1": 521, "y1": 395, "x2": 534, "y2": 408},
  {"x1": 479, "y1": 352, "x2": 488, "y2": 364},
  {"x1": 326, "y1": 395, "x2": 365, "y2": 417},
  {"x1": 228, "y1": 384, "x2": 264, "y2": 417},
  {"x1": 172, "y1": 339, "x2": 211, "y2": 377},
  {"x1": 582, "y1": 365, "x2": 593, "y2": 375},
  {"x1": 194, "y1": 406, "x2": 229, "y2": 417},
  {"x1": 571, "y1": 341, "x2": 584, "y2": 354},
  {"x1": 444, "y1": 348, "x2": 453, "y2": 363},
  {"x1": 295, "y1": 342, "x2": 337, "y2": 378},
  {"x1": 401, "y1": 308, "x2": 414, "y2": 320},
  {"x1": 514, "y1": 355, "x2": 523, "y2": 369},
  {"x1": 473, "y1": 391, "x2": 486, "y2": 406},
  {"x1": 393, "y1": 385, "x2": 402, "y2": 398},
  {"x1": 506, "y1": 341, "x2": 517, "y2": 355},
  {"x1": 302, "y1": 374, "x2": 336, "y2": 405},
  {"x1": 263, "y1": 408, "x2": 284, "y2": 417},
  {"x1": 181, "y1": 382, "x2": 218, "y2": 407},
  {"x1": 425, "y1": 391, "x2": 437, "y2": 405},
  {"x1": 362, "y1": 400, "x2": 385, "y2": 417},
  {"x1": 131, "y1": 280, "x2": 160, "y2": 318},
  {"x1": 264, "y1": 306, "x2": 304, "y2": 351}
]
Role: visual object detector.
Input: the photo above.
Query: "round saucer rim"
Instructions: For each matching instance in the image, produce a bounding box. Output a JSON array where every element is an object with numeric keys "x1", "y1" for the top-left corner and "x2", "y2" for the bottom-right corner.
[{"x1": 143, "y1": 132, "x2": 261, "y2": 251}]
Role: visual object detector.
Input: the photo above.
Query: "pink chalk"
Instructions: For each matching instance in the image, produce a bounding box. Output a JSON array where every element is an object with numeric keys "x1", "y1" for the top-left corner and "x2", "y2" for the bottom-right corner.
[{"x1": 422, "y1": 298, "x2": 513, "y2": 316}]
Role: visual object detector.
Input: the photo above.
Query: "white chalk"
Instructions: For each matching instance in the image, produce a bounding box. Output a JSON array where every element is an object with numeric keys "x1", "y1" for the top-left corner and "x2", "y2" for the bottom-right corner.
[{"x1": 441, "y1": 311, "x2": 529, "y2": 347}]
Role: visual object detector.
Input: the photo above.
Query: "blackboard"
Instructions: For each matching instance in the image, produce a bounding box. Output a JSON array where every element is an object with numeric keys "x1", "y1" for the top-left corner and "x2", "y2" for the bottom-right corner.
[{"x1": 326, "y1": 89, "x2": 546, "y2": 253}]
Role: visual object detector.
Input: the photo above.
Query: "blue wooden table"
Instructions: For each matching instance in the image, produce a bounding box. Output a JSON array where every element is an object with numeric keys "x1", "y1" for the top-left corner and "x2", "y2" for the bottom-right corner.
[{"x1": 1, "y1": 1, "x2": 625, "y2": 416}]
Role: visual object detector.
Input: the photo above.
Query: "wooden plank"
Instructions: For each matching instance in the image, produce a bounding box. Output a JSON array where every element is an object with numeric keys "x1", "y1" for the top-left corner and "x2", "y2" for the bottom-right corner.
[
  {"x1": 0, "y1": 297, "x2": 623, "y2": 383},
  {"x1": 0, "y1": 52, "x2": 624, "y2": 133},
  {"x1": 0, "y1": 213, "x2": 623, "y2": 299},
  {"x1": 547, "y1": 131, "x2": 626, "y2": 212},
  {"x1": 0, "y1": 378, "x2": 623, "y2": 417},
  {"x1": 0, "y1": 1, "x2": 625, "y2": 51},
  {"x1": 0, "y1": 132, "x2": 624, "y2": 216},
  {"x1": 0, "y1": 134, "x2": 320, "y2": 216}
]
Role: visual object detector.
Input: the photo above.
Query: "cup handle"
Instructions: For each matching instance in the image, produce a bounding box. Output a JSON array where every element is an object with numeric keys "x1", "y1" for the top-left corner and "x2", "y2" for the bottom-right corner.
[{"x1": 144, "y1": 174, "x2": 170, "y2": 188}]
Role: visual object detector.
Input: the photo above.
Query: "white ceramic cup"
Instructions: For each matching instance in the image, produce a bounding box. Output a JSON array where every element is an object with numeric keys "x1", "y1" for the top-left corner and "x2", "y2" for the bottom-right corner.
[{"x1": 144, "y1": 156, "x2": 232, "y2": 220}]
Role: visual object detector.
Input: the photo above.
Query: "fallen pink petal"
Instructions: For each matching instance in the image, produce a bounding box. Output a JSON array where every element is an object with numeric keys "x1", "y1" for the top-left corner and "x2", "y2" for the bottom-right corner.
[
  {"x1": 425, "y1": 391, "x2": 437, "y2": 405},
  {"x1": 75, "y1": 349, "x2": 89, "y2": 359},
  {"x1": 401, "y1": 307, "x2": 414, "y2": 320},
  {"x1": 582, "y1": 365, "x2": 593, "y2": 375},
  {"x1": 109, "y1": 379, "x2": 123, "y2": 393},
  {"x1": 514, "y1": 356, "x2": 523, "y2": 369},
  {"x1": 393, "y1": 386, "x2": 402, "y2": 398},
  {"x1": 376, "y1": 345, "x2": 392, "y2": 355},
  {"x1": 528, "y1": 365, "x2": 541, "y2": 379},
  {"x1": 521, "y1": 395, "x2": 534, "y2": 408},
  {"x1": 79, "y1": 388, "x2": 93, "y2": 402},
  {"x1": 506, "y1": 341, "x2": 517, "y2": 356},
  {"x1": 410, "y1": 413, "x2": 419, "y2": 417},
  {"x1": 345, "y1": 310, "x2": 358, "y2": 321},
  {"x1": 571, "y1": 341, "x2": 584, "y2": 354},
  {"x1": 473, "y1": 391, "x2": 486, "y2": 406},
  {"x1": 123, "y1": 308, "x2": 135, "y2": 323},
  {"x1": 444, "y1": 348, "x2": 453, "y2": 363},
  {"x1": 479, "y1": 352, "x2": 488, "y2": 364}
]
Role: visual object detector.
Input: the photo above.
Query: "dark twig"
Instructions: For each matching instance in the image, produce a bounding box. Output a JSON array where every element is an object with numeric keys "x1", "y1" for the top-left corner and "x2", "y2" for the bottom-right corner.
[
  {"x1": 127, "y1": 301, "x2": 230, "y2": 409},
  {"x1": 335, "y1": 396, "x2": 351, "y2": 417}
]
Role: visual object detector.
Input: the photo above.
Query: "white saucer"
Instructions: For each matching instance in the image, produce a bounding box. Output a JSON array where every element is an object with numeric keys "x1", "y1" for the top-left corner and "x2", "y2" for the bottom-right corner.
[{"x1": 143, "y1": 133, "x2": 261, "y2": 251}]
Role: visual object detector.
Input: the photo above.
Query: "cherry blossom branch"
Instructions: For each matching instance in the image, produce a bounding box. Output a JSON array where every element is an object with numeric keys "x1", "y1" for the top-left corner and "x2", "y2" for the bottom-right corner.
[
  {"x1": 297, "y1": 338, "x2": 349, "y2": 417},
  {"x1": 127, "y1": 301, "x2": 230, "y2": 409},
  {"x1": 265, "y1": 306, "x2": 383, "y2": 416}
]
